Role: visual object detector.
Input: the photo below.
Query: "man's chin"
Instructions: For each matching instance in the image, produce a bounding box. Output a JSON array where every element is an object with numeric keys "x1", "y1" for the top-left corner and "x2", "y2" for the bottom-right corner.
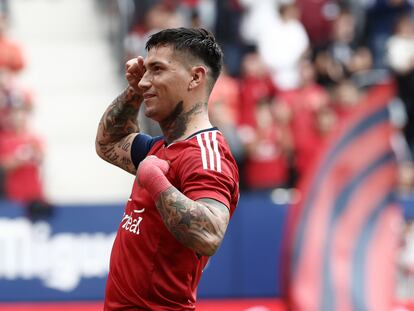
[{"x1": 144, "y1": 109, "x2": 161, "y2": 122}]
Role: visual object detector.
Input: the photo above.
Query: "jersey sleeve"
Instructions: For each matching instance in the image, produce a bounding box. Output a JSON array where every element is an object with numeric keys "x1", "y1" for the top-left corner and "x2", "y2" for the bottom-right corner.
[
  {"x1": 176, "y1": 139, "x2": 238, "y2": 209},
  {"x1": 131, "y1": 133, "x2": 163, "y2": 168}
]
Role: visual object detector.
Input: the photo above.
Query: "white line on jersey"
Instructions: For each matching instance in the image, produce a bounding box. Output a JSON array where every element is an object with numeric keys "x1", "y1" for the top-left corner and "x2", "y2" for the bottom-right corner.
[
  {"x1": 196, "y1": 131, "x2": 222, "y2": 172},
  {"x1": 212, "y1": 131, "x2": 222, "y2": 172},
  {"x1": 196, "y1": 134, "x2": 208, "y2": 169},
  {"x1": 133, "y1": 208, "x2": 145, "y2": 213},
  {"x1": 204, "y1": 132, "x2": 215, "y2": 171}
]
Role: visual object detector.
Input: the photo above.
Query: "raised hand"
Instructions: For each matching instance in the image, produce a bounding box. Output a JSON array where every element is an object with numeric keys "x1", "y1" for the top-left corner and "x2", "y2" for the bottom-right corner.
[{"x1": 125, "y1": 56, "x2": 146, "y2": 96}]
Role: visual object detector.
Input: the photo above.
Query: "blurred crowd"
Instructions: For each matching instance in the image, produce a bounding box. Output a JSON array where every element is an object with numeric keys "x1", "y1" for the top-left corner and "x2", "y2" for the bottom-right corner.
[
  {"x1": 1, "y1": 0, "x2": 414, "y2": 208},
  {"x1": 101, "y1": 0, "x2": 414, "y2": 195},
  {"x1": 0, "y1": 0, "x2": 413, "y2": 301},
  {"x1": 0, "y1": 5, "x2": 50, "y2": 218}
]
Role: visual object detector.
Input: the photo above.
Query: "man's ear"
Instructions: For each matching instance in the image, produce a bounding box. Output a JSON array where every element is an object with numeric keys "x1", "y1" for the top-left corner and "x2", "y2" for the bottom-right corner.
[{"x1": 188, "y1": 66, "x2": 207, "y2": 90}]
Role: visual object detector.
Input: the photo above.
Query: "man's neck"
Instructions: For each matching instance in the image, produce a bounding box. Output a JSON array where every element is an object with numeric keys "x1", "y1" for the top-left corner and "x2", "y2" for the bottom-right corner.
[{"x1": 159, "y1": 100, "x2": 211, "y2": 145}]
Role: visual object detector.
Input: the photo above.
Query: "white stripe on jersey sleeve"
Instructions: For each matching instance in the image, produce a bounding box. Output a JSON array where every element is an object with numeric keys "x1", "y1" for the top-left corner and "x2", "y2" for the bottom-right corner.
[
  {"x1": 212, "y1": 131, "x2": 222, "y2": 172},
  {"x1": 196, "y1": 131, "x2": 222, "y2": 172},
  {"x1": 204, "y1": 132, "x2": 215, "y2": 171},
  {"x1": 196, "y1": 134, "x2": 208, "y2": 169}
]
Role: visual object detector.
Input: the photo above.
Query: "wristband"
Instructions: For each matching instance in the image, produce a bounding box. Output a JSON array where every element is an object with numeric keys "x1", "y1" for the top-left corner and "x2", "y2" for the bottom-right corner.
[{"x1": 137, "y1": 156, "x2": 172, "y2": 201}]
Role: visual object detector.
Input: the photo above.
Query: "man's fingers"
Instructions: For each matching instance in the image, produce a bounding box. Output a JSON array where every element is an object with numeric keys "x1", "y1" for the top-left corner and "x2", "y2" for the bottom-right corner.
[
  {"x1": 143, "y1": 155, "x2": 170, "y2": 174},
  {"x1": 125, "y1": 57, "x2": 145, "y2": 94},
  {"x1": 126, "y1": 72, "x2": 137, "y2": 82},
  {"x1": 137, "y1": 56, "x2": 144, "y2": 68},
  {"x1": 126, "y1": 57, "x2": 144, "y2": 72},
  {"x1": 125, "y1": 58, "x2": 138, "y2": 70}
]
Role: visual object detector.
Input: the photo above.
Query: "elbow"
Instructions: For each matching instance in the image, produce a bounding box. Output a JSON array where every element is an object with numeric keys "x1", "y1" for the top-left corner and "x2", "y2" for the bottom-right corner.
[
  {"x1": 95, "y1": 139, "x2": 103, "y2": 159},
  {"x1": 95, "y1": 139, "x2": 108, "y2": 161},
  {"x1": 196, "y1": 236, "x2": 222, "y2": 257},
  {"x1": 202, "y1": 247, "x2": 218, "y2": 257}
]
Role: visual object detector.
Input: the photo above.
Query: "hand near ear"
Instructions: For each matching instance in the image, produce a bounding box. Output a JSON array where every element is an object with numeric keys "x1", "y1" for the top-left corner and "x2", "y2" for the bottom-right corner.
[{"x1": 126, "y1": 57, "x2": 146, "y2": 96}]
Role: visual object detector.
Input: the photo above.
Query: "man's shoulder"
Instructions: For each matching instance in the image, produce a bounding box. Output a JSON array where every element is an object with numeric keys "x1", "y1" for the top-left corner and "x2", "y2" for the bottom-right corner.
[
  {"x1": 176, "y1": 129, "x2": 233, "y2": 159},
  {"x1": 172, "y1": 129, "x2": 238, "y2": 176},
  {"x1": 186, "y1": 128, "x2": 230, "y2": 150}
]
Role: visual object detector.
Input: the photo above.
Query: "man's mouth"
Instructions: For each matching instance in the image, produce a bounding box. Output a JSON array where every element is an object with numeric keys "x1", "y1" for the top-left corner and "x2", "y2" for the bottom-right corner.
[{"x1": 143, "y1": 93, "x2": 156, "y2": 100}]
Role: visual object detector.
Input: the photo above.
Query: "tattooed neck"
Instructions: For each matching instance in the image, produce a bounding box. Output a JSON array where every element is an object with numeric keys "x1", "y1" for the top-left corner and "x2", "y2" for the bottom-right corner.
[{"x1": 160, "y1": 101, "x2": 207, "y2": 144}]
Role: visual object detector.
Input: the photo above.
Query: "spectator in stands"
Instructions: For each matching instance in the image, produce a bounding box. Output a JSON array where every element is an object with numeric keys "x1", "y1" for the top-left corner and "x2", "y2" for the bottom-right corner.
[
  {"x1": 296, "y1": 0, "x2": 339, "y2": 48},
  {"x1": 209, "y1": 68, "x2": 240, "y2": 126},
  {"x1": 0, "y1": 12, "x2": 25, "y2": 72},
  {"x1": 330, "y1": 78, "x2": 361, "y2": 119},
  {"x1": 238, "y1": 51, "x2": 277, "y2": 127},
  {"x1": 236, "y1": 51, "x2": 278, "y2": 187},
  {"x1": 124, "y1": 3, "x2": 184, "y2": 63},
  {"x1": 239, "y1": 0, "x2": 279, "y2": 47},
  {"x1": 239, "y1": 97, "x2": 291, "y2": 190},
  {"x1": 0, "y1": 83, "x2": 46, "y2": 207},
  {"x1": 257, "y1": 1, "x2": 309, "y2": 91},
  {"x1": 313, "y1": 8, "x2": 373, "y2": 88},
  {"x1": 362, "y1": 0, "x2": 414, "y2": 69},
  {"x1": 179, "y1": 0, "x2": 216, "y2": 30},
  {"x1": 128, "y1": 0, "x2": 161, "y2": 30},
  {"x1": 208, "y1": 68, "x2": 245, "y2": 164},
  {"x1": 387, "y1": 12, "x2": 414, "y2": 156},
  {"x1": 214, "y1": 0, "x2": 244, "y2": 76},
  {"x1": 279, "y1": 59, "x2": 331, "y2": 179},
  {"x1": 236, "y1": 49, "x2": 295, "y2": 190}
]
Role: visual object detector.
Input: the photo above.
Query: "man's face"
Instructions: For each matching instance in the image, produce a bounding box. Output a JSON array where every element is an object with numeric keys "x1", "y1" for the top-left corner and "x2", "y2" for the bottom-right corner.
[{"x1": 138, "y1": 45, "x2": 192, "y2": 122}]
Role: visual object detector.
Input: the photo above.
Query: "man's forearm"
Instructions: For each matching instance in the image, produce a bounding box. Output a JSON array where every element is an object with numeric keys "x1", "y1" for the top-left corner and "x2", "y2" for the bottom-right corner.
[
  {"x1": 155, "y1": 187, "x2": 230, "y2": 257},
  {"x1": 97, "y1": 87, "x2": 142, "y2": 144},
  {"x1": 95, "y1": 87, "x2": 143, "y2": 174}
]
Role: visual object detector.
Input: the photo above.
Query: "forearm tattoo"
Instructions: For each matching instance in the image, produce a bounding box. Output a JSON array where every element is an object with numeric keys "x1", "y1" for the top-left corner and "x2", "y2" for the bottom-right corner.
[
  {"x1": 98, "y1": 88, "x2": 142, "y2": 143},
  {"x1": 156, "y1": 187, "x2": 230, "y2": 256},
  {"x1": 96, "y1": 88, "x2": 142, "y2": 174}
]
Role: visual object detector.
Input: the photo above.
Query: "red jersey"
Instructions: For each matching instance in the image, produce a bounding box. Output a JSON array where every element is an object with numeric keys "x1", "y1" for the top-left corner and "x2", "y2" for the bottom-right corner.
[
  {"x1": 0, "y1": 37, "x2": 25, "y2": 72},
  {"x1": 104, "y1": 128, "x2": 239, "y2": 310},
  {"x1": 0, "y1": 131, "x2": 44, "y2": 202},
  {"x1": 242, "y1": 125, "x2": 288, "y2": 189}
]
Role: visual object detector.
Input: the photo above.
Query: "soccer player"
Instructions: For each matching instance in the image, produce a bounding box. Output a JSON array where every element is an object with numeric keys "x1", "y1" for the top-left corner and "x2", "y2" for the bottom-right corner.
[{"x1": 95, "y1": 28, "x2": 240, "y2": 310}]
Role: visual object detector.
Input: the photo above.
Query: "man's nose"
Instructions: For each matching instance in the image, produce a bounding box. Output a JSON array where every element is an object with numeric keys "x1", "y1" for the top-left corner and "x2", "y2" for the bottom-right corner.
[{"x1": 138, "y1": 71, "x2": 151, "y2": 90}]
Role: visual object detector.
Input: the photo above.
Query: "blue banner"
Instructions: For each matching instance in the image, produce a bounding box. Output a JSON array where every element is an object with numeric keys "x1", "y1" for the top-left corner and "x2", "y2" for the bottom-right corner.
[
  {"x1": 0, "y1": 191, "x2": 412, "y2": 302},
  {"x1": 0, "y1": 193, "x2": 289, "y2": 302},
  {"x1": 0, "y1": 201, "x2": 122, "y2": 301}
]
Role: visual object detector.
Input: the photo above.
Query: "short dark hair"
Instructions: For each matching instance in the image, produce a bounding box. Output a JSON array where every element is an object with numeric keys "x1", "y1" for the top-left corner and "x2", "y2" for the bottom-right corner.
[{"x1": 146, "y1": 27, "x2": 223, "y2": 85}]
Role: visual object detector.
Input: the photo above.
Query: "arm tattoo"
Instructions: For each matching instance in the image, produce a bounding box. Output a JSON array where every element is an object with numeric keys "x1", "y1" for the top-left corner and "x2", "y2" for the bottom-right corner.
[
  {"x1": 155, "y1": 187, "x2": 230, "y2": 256},
  {"x1": 96, "y1": 88, "x2": 142, "y2": 174},
  {"x1": 98, "y1": 87, "x2": 142, "y2": 144}
]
